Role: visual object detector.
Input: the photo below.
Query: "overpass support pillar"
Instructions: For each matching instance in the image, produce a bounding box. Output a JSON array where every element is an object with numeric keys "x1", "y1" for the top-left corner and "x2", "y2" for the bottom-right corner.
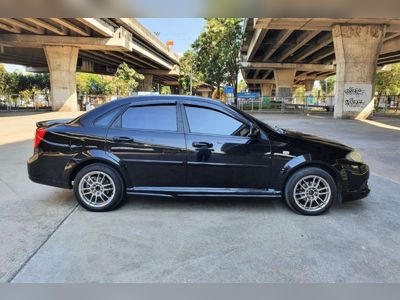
[
  {"x1": 304, "y1": 80, "x2": 314, "y2": 96},
  {"x1": 332, "y1": 24, "x2": 385, "y2": 119},
  {"x1": 140, "y1": 74, "x2": 153, "y2": 92},
  {"x1": 44, "y1": 46, "x2": 79, "y2": 111},
  {"x1": 261, "y1": 83, "x2": 273, "y2": 97},
  {"x1": 274, "y1": 68, "x2": 296, "y2": 98}
]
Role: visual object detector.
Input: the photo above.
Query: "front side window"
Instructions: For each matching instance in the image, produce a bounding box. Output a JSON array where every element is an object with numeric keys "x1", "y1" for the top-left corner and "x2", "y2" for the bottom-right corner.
[
  {"x1": 121, "y1": 105, "x2": 177, "y2": 131},
  {"x1": 185, "y1": 106, "x2": 250, "y2": 136}
]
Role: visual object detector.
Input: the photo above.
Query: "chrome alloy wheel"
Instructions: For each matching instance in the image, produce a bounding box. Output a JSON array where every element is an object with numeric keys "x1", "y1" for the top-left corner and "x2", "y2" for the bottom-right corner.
[
  {"x1": 78, "y1": 171, "x2": 116, "y2": 208},
  {"x1": 293, "y1": 175, "x2": 331, "y2": 212}
]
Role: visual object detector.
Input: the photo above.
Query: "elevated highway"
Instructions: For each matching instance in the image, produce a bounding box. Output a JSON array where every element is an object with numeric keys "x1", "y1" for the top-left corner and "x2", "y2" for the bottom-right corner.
[
  {"x1": 241, "y1": 18, "x2": 400, "y2": 119},
  {"x1": 0, "y1": 18, "x2": 180, "y2": 111}
]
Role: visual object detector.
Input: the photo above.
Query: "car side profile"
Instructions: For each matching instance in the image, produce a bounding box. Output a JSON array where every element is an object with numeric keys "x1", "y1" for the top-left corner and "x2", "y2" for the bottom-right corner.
[{"x1": 27, "y1": 96, "x2": 370, "y2": 215}]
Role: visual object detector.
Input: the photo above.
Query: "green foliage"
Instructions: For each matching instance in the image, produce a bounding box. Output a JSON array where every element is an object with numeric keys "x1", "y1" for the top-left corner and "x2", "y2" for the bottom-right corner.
[
  {"x1": 178, "y1": 50, "x2": 203, "y2": 95},
  {"x1": 160, "y1": 86, "x2": 171, "y2": 95},
  {"x1": 237, "y1": 80, "x2": 247, "y2": 92},
  {"x1": 192, "y1": 18, "x2": 243, "y2": 98},
  {"x1": 375, "y1": 64, "x2": 400, "y2": 96},
  {"x1": 76, "y1": 73, "x2": 109, "y2": 95},
  {"x1": 294, "y1": 86, "x2": 305, "y2": 98},
  {"x1": 319, "y1": 76, "x2": 336, "y2": 96},
  {"x1": 109, "y1": 63, "x2": 144, "y2": 96}
]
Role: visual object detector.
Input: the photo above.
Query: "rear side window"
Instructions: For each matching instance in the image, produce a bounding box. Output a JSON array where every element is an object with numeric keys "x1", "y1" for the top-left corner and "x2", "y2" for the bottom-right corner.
[
  {"x1": 94, "y1": 107, "x2": 122, "y2": 127},
  {"x1": 185, "y1": 106, "x2": 249, "y2": 136},
  {"x1": 121, "y1": 105, "x2": 177, "y2": 131}
]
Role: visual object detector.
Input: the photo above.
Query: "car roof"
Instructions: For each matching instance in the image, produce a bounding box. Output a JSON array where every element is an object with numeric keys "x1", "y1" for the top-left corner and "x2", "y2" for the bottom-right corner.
[{"x1": 77, "y1": 95, "x2": 229, "y2": 126}]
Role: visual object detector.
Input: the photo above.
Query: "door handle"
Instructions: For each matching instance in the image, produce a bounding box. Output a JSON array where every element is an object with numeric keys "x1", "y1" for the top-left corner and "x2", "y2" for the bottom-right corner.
[
  {"x1": 113, "y1": 136, "x2": 134, "y2": 142},
  {"x1": 192, "y1": 141, "x2": 213, "y2": 148}
]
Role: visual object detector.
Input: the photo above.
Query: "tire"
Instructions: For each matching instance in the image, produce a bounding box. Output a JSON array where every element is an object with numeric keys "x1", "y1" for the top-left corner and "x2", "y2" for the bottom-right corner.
[
  {"x1": 73, "y1": 163, "x2": 125, "y2": 212},
  {"x1": 284, "y1": 167, "x2": 337, "y2": 215}
]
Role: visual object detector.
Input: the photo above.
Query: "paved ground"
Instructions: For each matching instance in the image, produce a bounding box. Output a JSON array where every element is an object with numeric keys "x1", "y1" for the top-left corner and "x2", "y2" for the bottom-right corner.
[{"x1": 1, "y1": 112, "x2": 400, "y2": 283}]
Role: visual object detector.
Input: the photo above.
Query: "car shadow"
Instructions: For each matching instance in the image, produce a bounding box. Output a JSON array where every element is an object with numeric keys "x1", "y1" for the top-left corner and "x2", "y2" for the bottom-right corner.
[{"x1": 124, "y1": 195, "x2": 283, "y2": 212}]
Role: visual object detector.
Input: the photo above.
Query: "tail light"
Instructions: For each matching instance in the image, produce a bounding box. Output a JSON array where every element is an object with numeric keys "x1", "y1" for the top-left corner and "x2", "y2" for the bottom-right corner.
[{"x1": 34, "y1": 128, "x2": 46, "y2": 149}]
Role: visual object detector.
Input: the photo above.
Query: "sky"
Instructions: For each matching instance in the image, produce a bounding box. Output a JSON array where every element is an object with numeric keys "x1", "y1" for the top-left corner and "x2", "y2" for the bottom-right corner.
[
  {"x1": 3, "y1": 18, "x2": 206, "y2": 72},
  {"x1": 138, "y1": 18, "x2": 205, "y2": 55}
]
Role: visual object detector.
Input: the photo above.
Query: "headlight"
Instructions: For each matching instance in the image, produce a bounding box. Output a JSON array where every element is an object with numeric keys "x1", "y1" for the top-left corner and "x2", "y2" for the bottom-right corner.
[{"x1": 345, "y1": 151, "x2": 364, "y2": 163}]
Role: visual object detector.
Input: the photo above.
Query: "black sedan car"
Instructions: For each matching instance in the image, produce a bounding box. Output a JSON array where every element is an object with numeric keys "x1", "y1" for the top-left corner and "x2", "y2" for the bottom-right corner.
[{"x1": 28, "y1": 96, "x2": 369, "y2": 215}]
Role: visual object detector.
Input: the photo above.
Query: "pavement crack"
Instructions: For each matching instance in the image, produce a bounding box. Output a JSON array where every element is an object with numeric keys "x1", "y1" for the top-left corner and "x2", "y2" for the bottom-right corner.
[{"x1": 7, "y1": 203, "x2": 79, "y2": 283}]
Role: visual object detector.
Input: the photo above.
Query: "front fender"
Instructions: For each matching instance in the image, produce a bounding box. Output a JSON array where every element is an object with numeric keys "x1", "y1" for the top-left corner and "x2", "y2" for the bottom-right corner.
[{"x1": 277, "y1": 154, "x2": 341, "y2": 191}]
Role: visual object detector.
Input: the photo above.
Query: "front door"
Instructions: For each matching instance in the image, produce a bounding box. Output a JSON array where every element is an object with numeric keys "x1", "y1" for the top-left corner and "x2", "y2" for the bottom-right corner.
[
  {"x1": 106, "y1": 102, "x2": 186, "y2": 188},
  {"x1": 182, "y1": 103, "x2": 271, "y2": 189}
]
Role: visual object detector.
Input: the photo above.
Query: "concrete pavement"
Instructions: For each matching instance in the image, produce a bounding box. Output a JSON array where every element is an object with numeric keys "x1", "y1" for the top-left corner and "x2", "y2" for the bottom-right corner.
[{"x1": 1, "y1": 112, "x2": 400, "y2": 282}]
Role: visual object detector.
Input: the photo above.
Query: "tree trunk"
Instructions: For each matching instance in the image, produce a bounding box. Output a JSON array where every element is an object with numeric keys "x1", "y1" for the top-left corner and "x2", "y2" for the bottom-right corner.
[{"x1": 216, "y1": 83, "x2": 220, "y2": 99}]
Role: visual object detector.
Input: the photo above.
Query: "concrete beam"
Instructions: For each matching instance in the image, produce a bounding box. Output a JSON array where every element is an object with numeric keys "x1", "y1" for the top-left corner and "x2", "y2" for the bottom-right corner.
[
  {"x1": 132, "y1": 41, "x2": 174, "y2": 70},
  {"x1": 77, "y1": 18, "x2": 114, "y2": 37},
  {"x1": 118, "y1": 18, "x2": 180, "y2": 64},
  {"x1": 0, "y1": 34, "x2": 133, "y2": 51},
  {"x1": 245, "y1": 79, "x2": 275, "y2": 84},
  {"x1": 246, "y1": 28, "x2": 267, "y2": 61},
  {"x1": 0, "y1": 21, "x2": 21, "y2": 33},
  {"x1": 1, "y1": 19, "x2": 44, "y2": 34},
  {"x1": 293, "y1": 33, "x2": 333, "y2": 62},
  {"x1": 382, "y1": 36, "x2": 400, "y2": 54},
  {"x1": 163, "y1": 80, "x2": 179, "y2": 86},
  {"x1": 49, "y1": 18, "x2": 90, "y2": 36},
  {"x1": 277, "y1": 30, "x2": 320, "y2": 62},
  {"x1": 240, "y1": 62, "x2": 334, "y2": 72},
  {"x1": 137, "y1": 66, "x2": 179, "y2": 76},
  {"x1": 23, "y1": 18, "x2": 67, "y2": 36},
  {"x1": 262, "y1": 29, "x2": 293, "y2": 61}
]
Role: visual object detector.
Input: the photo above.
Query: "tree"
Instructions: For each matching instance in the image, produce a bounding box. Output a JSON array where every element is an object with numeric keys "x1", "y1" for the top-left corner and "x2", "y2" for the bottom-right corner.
[
  {"x1": 108, "y1": 63, "x2": 144, "y2": 97},
  {"x1": 76, "y1": 73, "x2": 108, "y2": 95},
  {"x1": 237, "y1": 80, "x2": 247, "y2": 92},
  {"x1": 178, "y1": 50, "x2": 203, "y2": 95},
  {"x1": 192, "y1": 18, "x2": 243, "y2": 100},
  {"x1": 160, "y1": 86, "x2": 171, "y2": 95},
  {"x1": 320, "y1": 76, "x2": 336, "y2": 96},
  {"x1": 375, "y1": 64, "x2": 400, "y2": 96}
]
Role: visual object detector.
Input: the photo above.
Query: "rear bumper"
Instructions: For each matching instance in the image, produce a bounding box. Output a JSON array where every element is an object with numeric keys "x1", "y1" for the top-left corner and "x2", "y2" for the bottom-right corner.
[{"x1": 27, "y1": 152, "x2": 70, "y2": 189}]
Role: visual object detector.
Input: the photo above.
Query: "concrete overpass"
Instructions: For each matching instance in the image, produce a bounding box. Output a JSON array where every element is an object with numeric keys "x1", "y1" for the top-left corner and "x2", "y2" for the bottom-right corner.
[
  {"x1": 0, "y1": 18, "x2": 180, "y2": 111},
  {"x1": 241, "y1": 18, "x2": 400, "y2": 119}
]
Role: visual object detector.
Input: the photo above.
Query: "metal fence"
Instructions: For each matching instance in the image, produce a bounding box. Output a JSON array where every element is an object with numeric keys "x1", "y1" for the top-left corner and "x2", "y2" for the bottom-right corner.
[
  {"x1": 0, "y1": 93, "x2": 51, "y2": 111},
  {"x1": 237, "y1": 96, "x2": 335, "y2": 113}
]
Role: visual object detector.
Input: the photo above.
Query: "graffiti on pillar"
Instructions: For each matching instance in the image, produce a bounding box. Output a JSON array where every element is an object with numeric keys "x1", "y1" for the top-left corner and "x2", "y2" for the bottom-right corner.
[{"x1": 343, "y1": 83, "x2": 373, "y2": 112}]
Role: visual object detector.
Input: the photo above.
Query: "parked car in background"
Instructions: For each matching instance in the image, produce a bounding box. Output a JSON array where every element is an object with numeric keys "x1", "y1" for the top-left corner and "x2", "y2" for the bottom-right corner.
[{"x1": 27, "y1": 96, "x2": 370, "y2": 215}]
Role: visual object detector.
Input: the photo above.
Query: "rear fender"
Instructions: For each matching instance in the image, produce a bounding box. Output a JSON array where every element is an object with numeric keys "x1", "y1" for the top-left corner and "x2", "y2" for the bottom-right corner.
[{"x1": 63, "y1": 149, "x2": 128, "y2": 187}]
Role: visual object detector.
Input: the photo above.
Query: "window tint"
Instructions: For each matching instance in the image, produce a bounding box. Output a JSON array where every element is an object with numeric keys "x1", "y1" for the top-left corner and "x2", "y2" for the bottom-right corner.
[
  {"x1": 185, "y1": 106, "x2": 249, "y2": 136},
  {"x1": 121, "y1": 105, "x2": 177, "y2": 131},
  {"x1": 94, "y1": 107, "x2": 122, "y2": 127}
]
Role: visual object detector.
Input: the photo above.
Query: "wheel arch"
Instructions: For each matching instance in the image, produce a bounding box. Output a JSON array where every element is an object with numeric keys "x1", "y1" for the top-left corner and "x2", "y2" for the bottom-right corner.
[
  {"x1": 280, "y1": 159, "x2": 343, "y2": 202},
  {"x1": 67, "y1": 156, "x2": 127, "y2": 188}
]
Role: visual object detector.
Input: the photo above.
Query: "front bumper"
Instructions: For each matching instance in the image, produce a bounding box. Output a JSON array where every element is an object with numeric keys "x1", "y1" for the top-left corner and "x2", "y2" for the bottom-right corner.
[{"x1": 337, "y1": 161, "x2": 370, "y2": 202}]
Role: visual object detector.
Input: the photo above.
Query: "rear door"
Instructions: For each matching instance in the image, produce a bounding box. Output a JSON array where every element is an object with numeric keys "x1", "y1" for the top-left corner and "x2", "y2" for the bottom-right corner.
[
  {"x1": 181, "y1": 102, "x2": 271, "y2": 189},
  {"x1": 106, "y1": 101, "x2": 186, "y2": 188}
]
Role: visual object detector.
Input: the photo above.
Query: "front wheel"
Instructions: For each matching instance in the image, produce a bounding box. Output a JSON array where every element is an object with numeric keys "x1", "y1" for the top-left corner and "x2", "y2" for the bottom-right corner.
[
  {"x1": 73, "y1": 163, "x2": 125, "y2": 212},
  {"x1": 284, "y1": 167, "x2": 337, "y2": 215}
]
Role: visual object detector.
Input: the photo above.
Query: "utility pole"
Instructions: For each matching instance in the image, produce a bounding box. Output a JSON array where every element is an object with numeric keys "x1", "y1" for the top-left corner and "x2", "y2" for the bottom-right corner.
[{"x1": 189, "y1": 63, "x2": 193, "y2": 96}]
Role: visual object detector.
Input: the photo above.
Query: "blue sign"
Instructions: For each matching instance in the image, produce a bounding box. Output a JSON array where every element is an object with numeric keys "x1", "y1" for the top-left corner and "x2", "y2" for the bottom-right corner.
[
  {"x1": 224, "y1": 86, "x2": 234, "y2": 94},
  {"x1": 237, "y1": 92, "x2": 259, "y2": 99}
]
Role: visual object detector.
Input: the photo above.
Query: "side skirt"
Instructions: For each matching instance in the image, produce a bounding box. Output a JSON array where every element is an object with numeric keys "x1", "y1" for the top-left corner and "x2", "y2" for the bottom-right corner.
[{"x1": 126, "y1": 187, "x2": 282, "y2": 198}]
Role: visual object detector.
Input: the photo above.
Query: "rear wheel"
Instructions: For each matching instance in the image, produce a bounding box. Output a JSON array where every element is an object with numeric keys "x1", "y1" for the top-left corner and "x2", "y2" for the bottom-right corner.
[
  {"x1": 73, "y1": 163, "x2": 125, "y2": 212},
  {"x1": 284, "y1": 167, "x2": 337, "y2": 215}
]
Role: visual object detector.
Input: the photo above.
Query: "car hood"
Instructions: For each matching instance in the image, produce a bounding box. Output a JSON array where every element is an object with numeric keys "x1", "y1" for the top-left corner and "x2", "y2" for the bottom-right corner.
[{"x1": 283, "y1": 129, "x2": 353, "y2": 152}]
